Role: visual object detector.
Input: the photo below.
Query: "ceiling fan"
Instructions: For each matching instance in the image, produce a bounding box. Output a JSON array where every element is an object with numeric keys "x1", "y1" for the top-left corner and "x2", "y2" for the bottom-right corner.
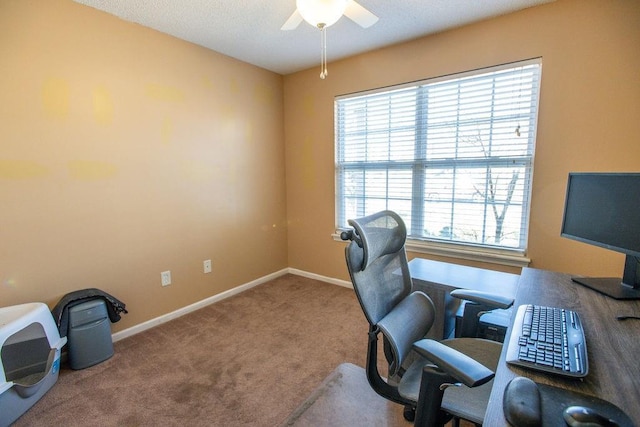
[{"x1": 281, "y1": 0, "x2": 379, "y2": 79}]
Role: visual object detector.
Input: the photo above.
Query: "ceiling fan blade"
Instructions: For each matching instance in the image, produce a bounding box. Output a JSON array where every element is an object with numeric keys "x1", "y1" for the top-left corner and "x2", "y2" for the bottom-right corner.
[
  {"x1": 343, "y1": 1, "x2": 378, "y2": 28},
  {"x1": 281, "y1": 10, "x2": 303, "y2": 31}
]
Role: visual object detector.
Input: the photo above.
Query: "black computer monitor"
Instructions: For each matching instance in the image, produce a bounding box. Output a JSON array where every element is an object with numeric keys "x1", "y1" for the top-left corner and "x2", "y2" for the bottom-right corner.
[{"x1": 560, "y1": 172, "x2": 640, "y2": 300}]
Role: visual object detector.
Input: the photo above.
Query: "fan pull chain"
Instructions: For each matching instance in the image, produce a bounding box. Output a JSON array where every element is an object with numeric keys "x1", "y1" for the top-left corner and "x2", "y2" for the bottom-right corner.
[{"x1": 318, "y1": 23, "x2": 328, "y2": 79}]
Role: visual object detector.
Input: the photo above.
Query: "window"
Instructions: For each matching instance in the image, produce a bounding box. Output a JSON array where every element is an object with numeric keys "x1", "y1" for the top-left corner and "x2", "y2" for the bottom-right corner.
[{"x1": 335, "y1": 59, "x2": 541, "y2": 264}]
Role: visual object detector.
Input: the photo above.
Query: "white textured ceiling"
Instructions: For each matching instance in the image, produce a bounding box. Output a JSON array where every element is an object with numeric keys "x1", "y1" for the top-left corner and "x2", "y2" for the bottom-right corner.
[{"x1": 72, "y1": 0, "x2": 554, "y2": 75}]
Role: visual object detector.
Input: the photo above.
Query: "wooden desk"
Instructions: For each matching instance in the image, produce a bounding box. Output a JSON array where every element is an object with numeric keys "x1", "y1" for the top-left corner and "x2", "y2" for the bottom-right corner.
[
  {"x1": 408, "y1": 258, "x2": 519, "y2": 339},
  {"x1": 484, "y1": 268, "x2": 640, "y2": 425}
]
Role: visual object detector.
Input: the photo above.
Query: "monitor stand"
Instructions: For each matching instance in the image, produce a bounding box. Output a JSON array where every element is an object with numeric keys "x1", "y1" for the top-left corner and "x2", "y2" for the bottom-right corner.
[{"x1": 571, "y1": 277, "x2": 640, "y2": 300}]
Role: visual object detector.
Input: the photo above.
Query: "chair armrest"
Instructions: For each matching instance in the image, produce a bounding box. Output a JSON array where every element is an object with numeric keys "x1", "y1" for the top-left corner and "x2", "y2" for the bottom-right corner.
[
  {"x1": 412, "y1": 339, "x2": 494, "y2": 388},
  {"x1": 450, "y1": 289, "x2": 514, "y2": 310}
]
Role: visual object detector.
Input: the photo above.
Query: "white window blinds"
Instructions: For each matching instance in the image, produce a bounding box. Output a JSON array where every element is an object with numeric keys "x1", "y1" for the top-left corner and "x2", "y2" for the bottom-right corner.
[{"x1": 335, "y1": 59, "x2": 542, "y2": 253}]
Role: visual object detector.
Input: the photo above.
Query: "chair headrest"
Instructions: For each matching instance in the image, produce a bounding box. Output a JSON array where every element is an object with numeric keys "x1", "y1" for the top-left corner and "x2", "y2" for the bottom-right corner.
[{"x1": 347, "y1": 210, "x2": 407, "y2": 271}]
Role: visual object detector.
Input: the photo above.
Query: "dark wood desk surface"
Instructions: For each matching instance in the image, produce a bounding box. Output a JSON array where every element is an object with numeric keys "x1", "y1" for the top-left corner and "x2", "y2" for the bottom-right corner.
[
  {"x1": 409, "y1": 258, "x2": 519, "y2": 296},
  {"x1": 484, "y1": 268, "x2": 640, "y2": 425},
  {"x1": 409, "y1": 258, "x2": 519, "y2": 339}
]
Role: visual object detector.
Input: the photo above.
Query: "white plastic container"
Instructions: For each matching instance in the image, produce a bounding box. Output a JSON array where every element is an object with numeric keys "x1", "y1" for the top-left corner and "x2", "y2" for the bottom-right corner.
[{"x1": 0, "y1": 303, "x2": 67, "y2": 427}]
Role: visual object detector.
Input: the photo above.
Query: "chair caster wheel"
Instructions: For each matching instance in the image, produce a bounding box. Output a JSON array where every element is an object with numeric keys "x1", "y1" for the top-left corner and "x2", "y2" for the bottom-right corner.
[{"x1": 403, "y1": 405, "x2": 416, "y2": 422}]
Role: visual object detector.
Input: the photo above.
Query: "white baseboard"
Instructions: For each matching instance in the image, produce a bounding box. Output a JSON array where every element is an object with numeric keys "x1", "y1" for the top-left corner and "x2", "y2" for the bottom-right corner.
[
  {"x1": 287, "y1": 268, "x2": 353, "y2": 289},
  {"x1": 111, "y1": 268, "x2": 351, "y2": 342}
]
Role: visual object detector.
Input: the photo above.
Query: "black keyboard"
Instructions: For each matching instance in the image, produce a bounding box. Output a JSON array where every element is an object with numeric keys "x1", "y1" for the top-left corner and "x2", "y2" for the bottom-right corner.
[{"x1": 505, "y1": 304, "x2": 588, "y2": 378}]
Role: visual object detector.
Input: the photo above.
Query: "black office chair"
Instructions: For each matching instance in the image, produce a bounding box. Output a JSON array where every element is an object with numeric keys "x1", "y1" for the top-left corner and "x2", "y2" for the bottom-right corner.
[{"x1": 341, "y1": 210, "x2": 513, "y2": 426}]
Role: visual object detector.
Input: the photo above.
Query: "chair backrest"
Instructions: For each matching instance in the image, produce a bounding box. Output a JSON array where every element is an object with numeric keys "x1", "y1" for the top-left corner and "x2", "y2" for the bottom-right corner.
[{"x1": 345, "y1": 210, "x2": 436, "y2": 376}]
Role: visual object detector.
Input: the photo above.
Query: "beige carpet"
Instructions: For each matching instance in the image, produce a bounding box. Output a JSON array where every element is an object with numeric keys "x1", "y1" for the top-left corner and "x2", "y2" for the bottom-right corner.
[
  {"x1": 281, "y1": 363, "x2": 408, "y2": 427},
  {"x1": 12, "y1": 275, "x2": 376, "y2": 426}
]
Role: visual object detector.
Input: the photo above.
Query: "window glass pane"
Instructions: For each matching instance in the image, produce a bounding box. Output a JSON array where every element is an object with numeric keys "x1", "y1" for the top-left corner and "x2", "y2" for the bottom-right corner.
[
  {"x1": 365, "y1": 198, "x2": 388, "y2": 215},
  {"x1": 336, "y1": 59, "x2": 541, "y2": 253},
  {"x1": 388, "y1": 169, "x2": 413, "y2": 201},
  {"x1": 387, "y1": 201, "x2": 413, "y2": 232}
]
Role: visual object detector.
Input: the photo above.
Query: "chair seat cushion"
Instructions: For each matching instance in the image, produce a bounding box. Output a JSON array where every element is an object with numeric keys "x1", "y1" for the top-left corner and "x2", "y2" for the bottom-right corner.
[{"x1": 397, "y1": 338, "x2": 502, "y2": 425}]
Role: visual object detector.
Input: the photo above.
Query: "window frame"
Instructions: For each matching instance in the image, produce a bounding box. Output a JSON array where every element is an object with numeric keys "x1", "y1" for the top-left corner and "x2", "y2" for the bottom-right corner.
[{"x1": 334, "y1": 59, "x2": 542, "y2": 267}]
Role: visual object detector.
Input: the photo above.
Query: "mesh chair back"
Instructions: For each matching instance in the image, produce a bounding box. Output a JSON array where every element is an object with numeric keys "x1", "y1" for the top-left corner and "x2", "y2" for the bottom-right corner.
[{"x1": 345, "y1": 210, "x2": 412, "y2": 327}]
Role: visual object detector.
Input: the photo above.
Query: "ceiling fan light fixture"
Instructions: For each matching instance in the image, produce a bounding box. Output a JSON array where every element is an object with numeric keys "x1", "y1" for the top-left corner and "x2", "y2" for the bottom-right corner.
[{"x1": 296, "y1": 0, "x2": 349, "y2": 28}]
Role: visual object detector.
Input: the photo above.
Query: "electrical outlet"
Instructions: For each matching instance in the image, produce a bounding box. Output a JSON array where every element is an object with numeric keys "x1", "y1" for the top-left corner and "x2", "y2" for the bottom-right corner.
[
  {"x1": 161, "y1": 271, "x2": 172, "y2": 286},
  {"x1": 203, "y1": 259, "x2": 212, "y2": 274}
]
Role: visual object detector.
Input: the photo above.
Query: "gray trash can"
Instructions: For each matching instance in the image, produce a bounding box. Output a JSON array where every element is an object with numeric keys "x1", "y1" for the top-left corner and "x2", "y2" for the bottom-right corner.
[{"x1": 67, "y1": 299, "x2": 114, "y2": 370}]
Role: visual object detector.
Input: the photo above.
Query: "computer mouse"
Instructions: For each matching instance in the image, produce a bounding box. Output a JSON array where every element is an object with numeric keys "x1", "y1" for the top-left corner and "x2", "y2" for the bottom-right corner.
[
  {"x1": 563, "y1": 405, "x2": 619, "y2": 427},
  {"x1": 503, "y1": 377, "x2": 541, "y2": 427}
]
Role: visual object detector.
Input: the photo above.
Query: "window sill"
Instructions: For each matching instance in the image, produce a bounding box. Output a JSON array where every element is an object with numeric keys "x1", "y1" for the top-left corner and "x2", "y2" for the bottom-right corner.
[{"x1": 333, "y1": 233, "x2": 530, "y2": 268}]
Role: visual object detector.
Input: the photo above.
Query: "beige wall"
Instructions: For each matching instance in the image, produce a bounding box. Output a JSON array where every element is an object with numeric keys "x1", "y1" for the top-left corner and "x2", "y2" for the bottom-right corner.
[
  {"x1": 284, "y1": 0, "x2": 640, "y2": 279},
  {"x1": 1, "y1": 0, "x2": 287, "y2": 331}
]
